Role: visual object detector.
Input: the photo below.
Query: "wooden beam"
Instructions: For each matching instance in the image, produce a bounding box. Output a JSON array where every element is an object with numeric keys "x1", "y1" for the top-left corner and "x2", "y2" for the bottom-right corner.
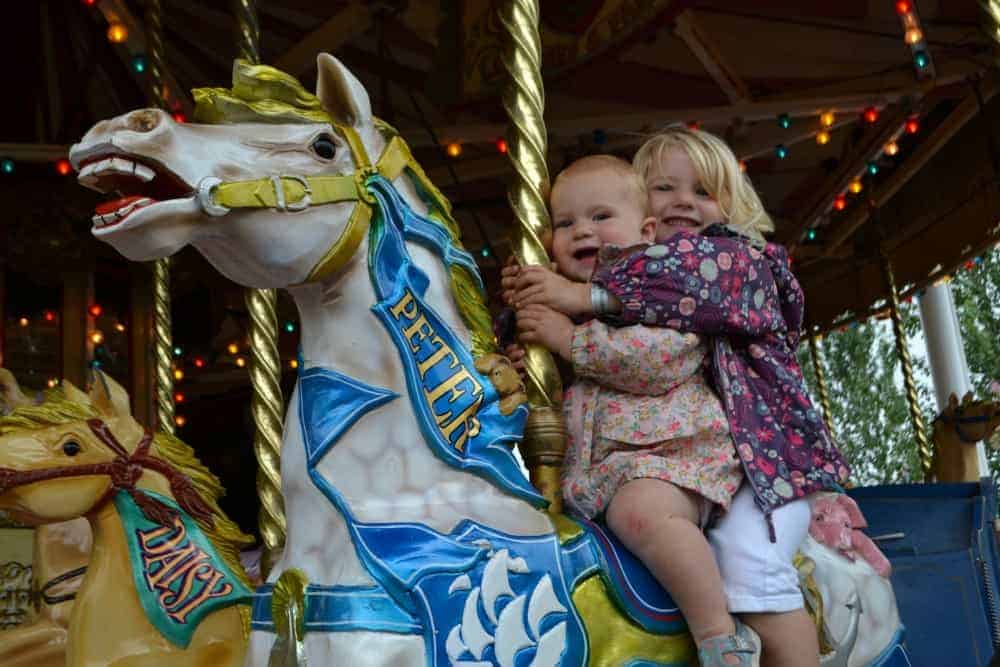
[
  {"x1": 779, "y1": 104, "x2": 913, "y2": 245},
  {"x1": 398, "y1": 61, "x2": 982, "y2": 146},
  {"x1": 825, "y1": 77, "x2": 999, "y2": 253},
  {"x1": 274, "y1": 4, "x2": 373, "y2": 76},
  {"x1": 95, "y1": 0, "x2": 192, "y2": 114},
  {"x1": 0, "y1": 143, "x2": 69, "y2": 162},
  {"x1": 674, "y1": 9, "x2": 751, "y2": 104},
  {"x1": 61, "y1": 270, "x2": 92, "y2": 389},
  {"x1": 129, "y1": 264, "x2": 155, "y2": 428},
  {"x1": 38, "y1": 1, "x2": 61, "y2": 142}
]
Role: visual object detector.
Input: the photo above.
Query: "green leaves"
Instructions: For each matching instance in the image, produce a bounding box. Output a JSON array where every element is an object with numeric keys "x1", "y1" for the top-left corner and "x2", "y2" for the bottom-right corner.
[{"x1": 798, "y1": 245, "x2": 999, "y2": 484}]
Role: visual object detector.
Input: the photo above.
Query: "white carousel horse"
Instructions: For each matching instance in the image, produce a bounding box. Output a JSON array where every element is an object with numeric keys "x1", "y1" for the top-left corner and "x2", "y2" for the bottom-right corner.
[{"x1": 69, "y1": 54, "x2": 905, "y2": 666}]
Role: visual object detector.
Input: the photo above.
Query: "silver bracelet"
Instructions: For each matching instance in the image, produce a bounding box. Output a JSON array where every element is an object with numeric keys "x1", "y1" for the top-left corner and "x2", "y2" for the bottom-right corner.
[{"x1": 590, "y1": 283, "x2": 610, "y2": 315}]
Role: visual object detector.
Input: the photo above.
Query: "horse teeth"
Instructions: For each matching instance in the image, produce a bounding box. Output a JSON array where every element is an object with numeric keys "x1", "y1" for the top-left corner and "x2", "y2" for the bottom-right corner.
[{"x1": 133, "y1": 163, "x2": 155, "y2": 182}]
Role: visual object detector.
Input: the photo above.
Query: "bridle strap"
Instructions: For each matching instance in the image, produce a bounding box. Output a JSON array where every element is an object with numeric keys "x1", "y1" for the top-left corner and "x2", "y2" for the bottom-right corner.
[
  {"x1": 198, "y1": 124, "x2": 415, "y2": 283},
  {"x1": 936, "y1": 411, "x2": 994, "y2": 444},
  {"x1": 0, "y1": 419, "x2": 214, "y2": 527}
]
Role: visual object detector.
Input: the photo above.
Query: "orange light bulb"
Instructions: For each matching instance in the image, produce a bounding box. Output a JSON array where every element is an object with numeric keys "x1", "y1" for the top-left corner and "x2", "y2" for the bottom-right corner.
[{"x1": 107, "y1": 23, "x2": 128, "y2": 44}]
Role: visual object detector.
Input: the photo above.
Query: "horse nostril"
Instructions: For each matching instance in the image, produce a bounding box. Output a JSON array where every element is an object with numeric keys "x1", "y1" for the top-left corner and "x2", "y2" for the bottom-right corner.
[
  {"x1": 126, "y1": 110, "x2": 161, "y2": 133},
  {"x1": 62, "y1": 441, "x2": 81, "y2": 456}
]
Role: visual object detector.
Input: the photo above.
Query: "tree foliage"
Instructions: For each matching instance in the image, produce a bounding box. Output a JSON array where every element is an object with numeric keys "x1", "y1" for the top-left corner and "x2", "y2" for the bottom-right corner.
[{"x1": 797, "y1": 245, "x2": 999, "y2": 486}]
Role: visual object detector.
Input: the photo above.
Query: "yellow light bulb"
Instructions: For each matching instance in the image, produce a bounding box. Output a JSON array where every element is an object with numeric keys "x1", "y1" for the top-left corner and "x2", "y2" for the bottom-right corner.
[
  {"x1": 820, "y1": 111, "x2": 835, "y2": 128},
  {"x1": 884, "y1": 140, "x2": 899, "y2": 156},
  {"x1": 227, "y1": 342, "x2": 239, "y2": 354},
  {"x1": 18, "y1": 317, "x2": 28, "y2": 327},
  {"x1": 107, "y1": 23, "x2": 128, "y2": 44},
  {"x1": 235, "y1": 357, "x2": 247, "y2": 368},
  {"x1": 115, "y1": 322, "x2": 126, "y2": 332},
  {"x1": 445, "y1": 142, "x2": 462, "y2": 158},
  {"x1": 173, "y1": 369, "x2": 184, "y2": 381},
  {"x1": 848, "y1": 180, "x2": 863, "y2": 194},
  {"x1": 90, "y1": 331, "x2": 105, "y2": 344},
  {"x1": 816, "y1": 130, "x2": 831, "y2": 145},
  {"x1": 904, "y1": 27, "x2": 923, "y2": 45},
  {"x1": 289, "y1": 359, "x2": 299, "y2": 369},
  {"x1": 175, "y1": 415, "x2": 187, "y2": 427}
]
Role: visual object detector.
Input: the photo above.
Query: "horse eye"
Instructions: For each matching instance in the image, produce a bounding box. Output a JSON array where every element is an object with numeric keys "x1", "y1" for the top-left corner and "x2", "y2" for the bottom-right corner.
[
  {"x1": 62, "y1": 441, "x2": 81, "y2": 456},
  {"x1": 311, "y1": 135, "x2": 337, "y2": 160}
]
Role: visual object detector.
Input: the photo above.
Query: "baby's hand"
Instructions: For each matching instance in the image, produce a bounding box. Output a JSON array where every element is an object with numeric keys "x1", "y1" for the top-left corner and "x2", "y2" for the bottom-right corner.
[
  {"x1": 516, "y1": 304, "x2": 574, "y2": 361},
  {"x1": 513, "y1": 266, "x2": 591, "y2": 317},
  {"x1": 503, "y1": 343, "x2": 527, "y2": 374},
  {"x1": 501, "y1": 260, "x2": 520, "y2": 307}
]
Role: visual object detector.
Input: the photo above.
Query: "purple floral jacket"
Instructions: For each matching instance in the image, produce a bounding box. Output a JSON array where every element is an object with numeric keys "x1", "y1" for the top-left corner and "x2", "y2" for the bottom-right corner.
[{"x1": 592, "y1": 225, "x2": 849, "y2": 529}]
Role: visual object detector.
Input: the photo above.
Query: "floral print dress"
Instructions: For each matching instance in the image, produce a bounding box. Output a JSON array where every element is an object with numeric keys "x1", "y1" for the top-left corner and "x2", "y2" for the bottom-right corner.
[
  {"x1": 561, "y1": 318, "x2": 743, "y2": 520},
  {"x1": 591, "y1": 226, "x2": 849, "y2": 533}
]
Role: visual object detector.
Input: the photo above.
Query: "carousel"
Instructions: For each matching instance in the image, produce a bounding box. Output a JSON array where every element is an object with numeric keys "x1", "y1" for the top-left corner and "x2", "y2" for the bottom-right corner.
[{"x1": 0, "y1": 1, "x2": 998, "y2": 666}]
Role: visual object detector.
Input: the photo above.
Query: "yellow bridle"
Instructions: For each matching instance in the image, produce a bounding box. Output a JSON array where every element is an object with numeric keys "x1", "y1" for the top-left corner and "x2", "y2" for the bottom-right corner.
[{"x1": 195, "y1": 123, "x2": 412, "y2": 283}]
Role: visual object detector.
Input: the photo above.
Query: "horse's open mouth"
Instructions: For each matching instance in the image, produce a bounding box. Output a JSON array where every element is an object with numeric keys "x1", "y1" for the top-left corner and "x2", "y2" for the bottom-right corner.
[{"x1": 77, "y1": 153, "x2": 193, "y2": 230}]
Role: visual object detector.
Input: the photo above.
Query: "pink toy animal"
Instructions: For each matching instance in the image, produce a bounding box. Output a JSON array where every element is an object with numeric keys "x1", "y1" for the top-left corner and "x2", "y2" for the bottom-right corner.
[{"x1": 810, "y1": 494, "x2": 892, "y2": 578}]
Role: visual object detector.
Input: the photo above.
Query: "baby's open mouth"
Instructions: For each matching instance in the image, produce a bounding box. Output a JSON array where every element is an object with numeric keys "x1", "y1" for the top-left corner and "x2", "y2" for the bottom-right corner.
[{"x1": 573, "y1": 247, "x2": 599, "y2": 261}]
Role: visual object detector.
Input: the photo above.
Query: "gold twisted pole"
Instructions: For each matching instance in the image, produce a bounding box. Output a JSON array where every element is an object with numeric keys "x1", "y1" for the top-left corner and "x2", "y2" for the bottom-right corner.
[
  {"x1": 233, "y1": 0, "x2": 286, "y2": 568},
  {"x1": 245, "y1": 287, "x2": 286, "y2": 565},
  {"x1": 152, "y1": 258, "x2": 175, "y2": 435},
  {"x1": 499, "y1": 0, "x2": 567, "y2": 511},
  {"x1": 146, "y1": 0, "x2": 174, "y2": 435},
  {"x1": 145, "y1": 0, "x2": 167, "y2": 109},
  {"x1": 880, "y1": 255, "x2": 933, "y2": 479},
  {"x1": 807, "y1": 334, "x2": 835, "y2": 437},
  {"x1": 233, "y1": 0, "x2": 261, "y2": 64}
]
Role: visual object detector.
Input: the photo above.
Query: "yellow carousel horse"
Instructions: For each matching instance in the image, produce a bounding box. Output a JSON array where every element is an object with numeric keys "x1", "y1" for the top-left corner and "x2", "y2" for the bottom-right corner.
[
  {"x1": 931, "y1": 391, "x2": 1000, "y2": 483},
  {"x1": 0, "y1": 368, "x2": 91, "y2": 667},
  {"x1": 0, "y1": 370, "x2": 253, "y2": 666}
]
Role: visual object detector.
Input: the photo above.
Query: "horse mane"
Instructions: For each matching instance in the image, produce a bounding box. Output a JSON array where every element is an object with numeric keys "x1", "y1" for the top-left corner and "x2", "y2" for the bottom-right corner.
[
  {"x1": 193, "y1": 60, "x2": 497, "y2": 356},
  {"x1": 0, "y1": 388, "x2": 255, "y2": 634}
]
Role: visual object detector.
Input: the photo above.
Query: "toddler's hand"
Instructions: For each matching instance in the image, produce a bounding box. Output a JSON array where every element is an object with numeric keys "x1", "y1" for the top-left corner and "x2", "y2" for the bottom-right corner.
[
  {"x1": 516, "y1": 304, "x2": 574, "y2": 361},
  {"x1": 513, "y1": 266, "x2": 591, "y2": 317}
]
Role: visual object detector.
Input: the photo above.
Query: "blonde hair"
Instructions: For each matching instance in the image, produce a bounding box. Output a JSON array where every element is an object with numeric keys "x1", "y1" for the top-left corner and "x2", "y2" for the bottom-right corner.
[
  {"x1": 632, "y1": 127, "x2": 773, "y2": 243},
  {"x1": 552, "y1": 154, "x2": 650, "y2": 216}
]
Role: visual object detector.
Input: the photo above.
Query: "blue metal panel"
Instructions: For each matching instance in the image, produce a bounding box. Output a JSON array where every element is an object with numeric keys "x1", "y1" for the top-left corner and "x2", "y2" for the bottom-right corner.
[{"x1": 849, "y1": 481, "x2": 1000, "y2": 666}]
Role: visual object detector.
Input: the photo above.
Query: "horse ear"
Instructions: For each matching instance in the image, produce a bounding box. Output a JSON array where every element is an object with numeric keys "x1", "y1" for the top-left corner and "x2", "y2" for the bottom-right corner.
[
  {"x1": 834, "y1": 494, "x2": 868, "y2": 529},
  {"x1": 0, "y1": 368, "x2": 31, "y2": 413},
  {"x1": 315, "y1": 53, "x2": 372, "y2": 129},
  {"x1": 962, "y1": 391, "x2": 975, "y2": 407},
  {"x1": 948, "y1": 393, "x2": 959, "y2": 410},
  {"x1": 61, "y1": 380, "x2": 89, "y2": 406},
  {"x1": 89, "y1": 371, "x2": 132, "y2": 419}
]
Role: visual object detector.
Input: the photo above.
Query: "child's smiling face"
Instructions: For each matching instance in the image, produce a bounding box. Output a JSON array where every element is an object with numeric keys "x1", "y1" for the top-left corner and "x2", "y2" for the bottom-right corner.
[
  {"x1": 646, "y1": 148, "x2": 724, "y2": 241},
  {"x1": 550, "y1": 169, "x2": 653, "y2": 283}
]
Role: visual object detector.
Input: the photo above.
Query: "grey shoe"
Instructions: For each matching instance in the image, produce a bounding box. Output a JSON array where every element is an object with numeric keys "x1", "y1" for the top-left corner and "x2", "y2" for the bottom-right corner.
[{"x1": 697, "y1": 619, "x2": 762, "y2": 667}]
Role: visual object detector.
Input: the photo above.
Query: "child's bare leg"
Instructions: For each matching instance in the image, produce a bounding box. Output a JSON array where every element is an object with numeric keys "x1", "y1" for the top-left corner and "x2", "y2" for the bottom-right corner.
[
  {"x1": 605, "y1": 478, "x2": 734, "y2": 643},
  {"x1": 740, "y1": 610, "x2": 819, "y2": 667}
]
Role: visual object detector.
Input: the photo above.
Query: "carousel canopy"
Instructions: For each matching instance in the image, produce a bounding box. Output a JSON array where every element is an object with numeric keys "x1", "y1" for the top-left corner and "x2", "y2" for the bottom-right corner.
[{"x1": 1, "y1": 0, "x2": 998, "y2": 333}]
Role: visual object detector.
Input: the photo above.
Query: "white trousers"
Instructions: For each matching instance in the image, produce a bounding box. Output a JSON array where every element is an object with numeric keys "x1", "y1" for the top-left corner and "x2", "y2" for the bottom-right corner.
[{"x1": 707, "y1": 483, "x2": 812, "y2": 613}]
